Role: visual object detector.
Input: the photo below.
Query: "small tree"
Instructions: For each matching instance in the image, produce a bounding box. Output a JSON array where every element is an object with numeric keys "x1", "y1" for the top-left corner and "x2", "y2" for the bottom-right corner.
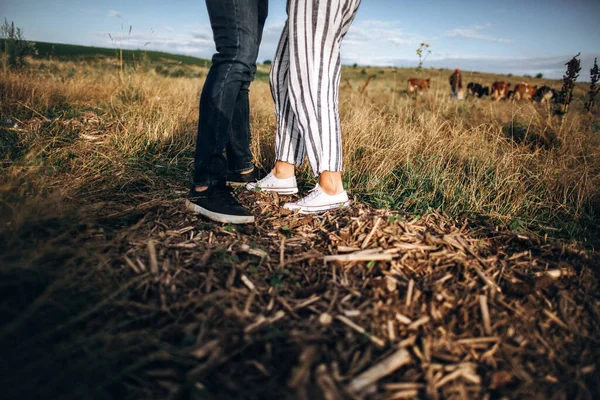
[
  {"x1": 535, "y1": 72, "x2": 543, "y2": 79},
  {"x1": 263, "y1": 59, "x2": 272, "y2": 65},
  {"x1": 585, "y1": 57, "x2": 599, "y2": 112},
  {"x1": 415, "y1": 42, "x2": 431, "y2": 70},
  {"x1": 559, "y1": 53, "x2": 581, "y2": 114},
  {"x1": 0, "y1": 19, "x2": 37, "y2": 69}
]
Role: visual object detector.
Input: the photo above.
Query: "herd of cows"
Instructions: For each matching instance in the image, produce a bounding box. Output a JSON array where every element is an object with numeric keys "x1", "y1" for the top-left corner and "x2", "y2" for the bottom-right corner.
[{"x1": 406, "y1": 77, "x2": 561, "y2": 103}]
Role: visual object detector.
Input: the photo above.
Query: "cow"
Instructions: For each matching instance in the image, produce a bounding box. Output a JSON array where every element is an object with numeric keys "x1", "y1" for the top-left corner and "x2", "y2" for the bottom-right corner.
[
  {"x1": 491, "y1": 81, "x2": 511, "y2": 101},
  {"x1": 407, "y1": 78, "x2": 431, "y2": 95},
  {"x1": 533, "y1": 85, "x2": 559, "y2": 103},
  {"x1": 513, "y1": 83, "x2": 538, "y2": 101},
  {"x1": 467, "y1": 82, "x2": 490, "y2": 98}
]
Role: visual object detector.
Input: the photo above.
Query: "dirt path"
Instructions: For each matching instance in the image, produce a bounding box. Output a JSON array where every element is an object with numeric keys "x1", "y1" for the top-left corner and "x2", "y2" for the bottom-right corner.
[{"x1": 1, "y1": 188, "x2": 599, "y2": 399}]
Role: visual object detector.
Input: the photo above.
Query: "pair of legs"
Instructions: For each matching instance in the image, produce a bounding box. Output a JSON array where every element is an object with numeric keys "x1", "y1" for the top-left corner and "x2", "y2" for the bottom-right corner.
[
  {"x1": 193, "y1": 0, "x2": 268, "y2": 191},
  {"x1": 186, "y1": 0, "x2": 268, "y2": 224},
  {"x1": 269, "y1": 0, "x2": 361, "y2": 196}
]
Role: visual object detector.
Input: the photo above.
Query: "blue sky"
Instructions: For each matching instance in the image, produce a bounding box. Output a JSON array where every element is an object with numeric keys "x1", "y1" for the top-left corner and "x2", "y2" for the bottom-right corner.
[{"x1": 1, "y1": 0, "x2": 599, "y2": 79}]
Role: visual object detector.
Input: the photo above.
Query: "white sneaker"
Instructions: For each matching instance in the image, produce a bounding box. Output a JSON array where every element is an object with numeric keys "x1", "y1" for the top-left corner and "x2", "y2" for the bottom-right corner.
[
  {"x1": 246, "y1": 171, "x2": 298, "y2": 194},
  {"x1": 283, "y1": 184, "x2": 350, "y2": 214}
]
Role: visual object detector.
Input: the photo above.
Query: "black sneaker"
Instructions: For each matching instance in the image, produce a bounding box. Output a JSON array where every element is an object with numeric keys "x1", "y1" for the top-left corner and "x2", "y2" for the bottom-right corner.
[
  {"x1": 226, "y1": 167, "x2": 266, "y2": 185},
  {"x1": 185, "y1": 185, "x2": 254, "y2": 224}
]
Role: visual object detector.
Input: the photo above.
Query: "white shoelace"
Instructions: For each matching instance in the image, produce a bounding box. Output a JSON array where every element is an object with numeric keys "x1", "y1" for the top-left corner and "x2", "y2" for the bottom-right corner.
[
  {"x1": 297, "y1": 186, "x2": 323, "y2": 204},
  {"x1": 256, "y1": 172, "x2": 275, "y2": 186}
]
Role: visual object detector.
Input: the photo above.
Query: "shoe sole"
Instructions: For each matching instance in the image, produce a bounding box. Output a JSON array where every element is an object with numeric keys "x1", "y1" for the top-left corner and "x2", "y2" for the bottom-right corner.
[
  {"x1": 287, "y1": 201, "x2": 351, "y2": 214},
  {"x1": 185, "y1": 200, "x2": 255, "y2": 224},
  {"x1": 228, "y1": 181, "x2": 250, "y2": 187},
  {"x1": 247, "y1": 186, "x2": 299, "y2": 195}
]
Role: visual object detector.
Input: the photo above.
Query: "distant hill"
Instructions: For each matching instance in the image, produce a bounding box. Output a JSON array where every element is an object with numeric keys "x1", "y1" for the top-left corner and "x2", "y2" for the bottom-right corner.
[{"x1": 0, "y1": 39, "x2": 212, "y2": 68}]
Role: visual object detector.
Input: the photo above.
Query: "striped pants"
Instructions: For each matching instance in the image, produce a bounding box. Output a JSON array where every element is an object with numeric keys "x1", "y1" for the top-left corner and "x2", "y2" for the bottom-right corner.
[{"x1": 270, "y1": 0, "x2": 361, "y2": 175}]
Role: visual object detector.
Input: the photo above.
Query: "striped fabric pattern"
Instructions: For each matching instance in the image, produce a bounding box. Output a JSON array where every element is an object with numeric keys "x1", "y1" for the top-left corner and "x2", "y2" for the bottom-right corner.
[{"x1": 271, "y1": 0, "x2": 361, "y2": 175}]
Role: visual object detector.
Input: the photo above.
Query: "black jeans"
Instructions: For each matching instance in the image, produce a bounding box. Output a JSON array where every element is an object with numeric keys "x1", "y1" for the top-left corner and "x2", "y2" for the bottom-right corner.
[{"x1": 193, "y1": 0, "x2": 268, "y2": 187}]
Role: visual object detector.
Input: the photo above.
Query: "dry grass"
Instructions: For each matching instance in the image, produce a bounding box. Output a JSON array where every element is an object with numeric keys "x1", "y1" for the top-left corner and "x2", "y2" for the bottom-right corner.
[
  {"x1": 2, "y1": 59, "x2": 599, "y2": 237},
  {"x1": 1, "y1": 57, "x2": 599, "y2": 399}
]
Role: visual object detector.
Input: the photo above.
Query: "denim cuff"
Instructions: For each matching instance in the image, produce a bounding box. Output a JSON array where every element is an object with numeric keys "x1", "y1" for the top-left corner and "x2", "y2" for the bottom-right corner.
[
  {"x1": 193, "y1": 173, "x2": 225, "y2": 188},
  {"x1": 229, "y1": 162, "x2": 255, "y2": 174}
]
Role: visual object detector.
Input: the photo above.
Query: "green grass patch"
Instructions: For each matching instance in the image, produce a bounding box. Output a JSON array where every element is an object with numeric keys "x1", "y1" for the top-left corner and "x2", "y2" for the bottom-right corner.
[{"x1": 0, "y1": 39, "x2": 211, "y2": 68}]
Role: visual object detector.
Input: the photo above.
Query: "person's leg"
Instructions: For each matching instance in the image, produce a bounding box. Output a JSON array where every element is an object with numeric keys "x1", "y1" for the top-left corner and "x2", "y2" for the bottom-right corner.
[
  {"x1": 286, "y1": 0, "x2": 361, "y2": 195},
  {"x1": 193, "y1": 0, "x2": 265, "y2": 190},
  {"x1": 245, "y1": 16, "x2": 301, "y2": 194},
  {"x1": 226, "y1": 0, "x2": 269, "y2": 177},
  {"x1": 271, "y1": 19, "x2": 306, "y2": 179},
  {"x1": 189, "y1": 0, "x2": 265, "y2": 224}
]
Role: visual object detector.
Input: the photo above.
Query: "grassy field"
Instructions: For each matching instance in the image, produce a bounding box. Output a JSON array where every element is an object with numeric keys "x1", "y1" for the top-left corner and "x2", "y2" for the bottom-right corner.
[
  {"x1": 1, "y1": 44, "x2": 599, "y2": 399},
  {"x1": 0, "y1": 38, "x2": 212, "y2": 67}
]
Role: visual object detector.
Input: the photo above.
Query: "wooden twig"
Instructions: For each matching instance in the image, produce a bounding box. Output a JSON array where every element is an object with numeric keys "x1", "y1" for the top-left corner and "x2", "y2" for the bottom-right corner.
[
  {"x1": 324, "y1": 250, "x2": 393, "y2": 263},
  {"x1": 241, "y1": 274, "x2": 256, "y2": 291},
  {"x1": 316, "y1": 364, "x2": 343, "y2": 400},
  {"x1": 124, "y1": 256, "x2": 140, "y2": 274},
  {"x1": 543, "y1": 309, "x2": 570, "y2": 330},
  {"x1": 240, "y1": 244, "x2": 269, "y2": 260},
  {"x1": 480, "y1": 295, "x2": 492, "y2": 335},
  {"x1": 294, "y1": 295, "x2": 321, "y2": 311},
  {"x1": 406, "y1": 279, "x2": 414, "y2": 307},
  {"x1": 395, "y1": 313, "x2": 412, "y2": 325},
  {"x1": 362, "y1": 217, "x2": 381, "y2": 249},
  {"x1": 336, "y1": 315, "x2": 385, "y2": 348},
  {"x1": 147, "y1": 240, "x2": 159, "y2": 274},
  {"x1": 279, "y1": 237, "x2": 285, "y2": 268},
  {"x1": 408, "y1": 316, "x2": 430, "y2": 330},
  {"x1": 347, "y1": 349, "x2": 412, "y2": 393}
]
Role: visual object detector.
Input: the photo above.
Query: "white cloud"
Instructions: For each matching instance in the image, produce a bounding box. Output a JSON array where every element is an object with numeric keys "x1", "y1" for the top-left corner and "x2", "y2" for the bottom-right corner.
[
  {"x1": 344, "y1": 20, "x2": 425, "y2": 48},
  {"x1": 93, "y1": 17, "x2": 594, "y2": 81},
  {"x1": 445, "y1": 25, "x2": 512, "y2": 44},
  {"x1": 95, "y1": 28, "x2": 216, "y2": 56},
  {"x1": 340, "y1": 52, "x2": 598, "y2": 80},
  {"x1": 108, "y1": 10, "x2": 122, "y2": 18}
]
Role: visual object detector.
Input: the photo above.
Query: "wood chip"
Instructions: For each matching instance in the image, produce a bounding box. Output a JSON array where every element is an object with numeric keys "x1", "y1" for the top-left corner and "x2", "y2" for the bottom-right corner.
[
  {"x1": 241, "y1": 274, "x2": 256, "y2": 291},
  {"x1": 348, "y1": 349, "x2": 412, "y2": 393},
  {"x1": 480, "y1": 295, "x2": 492, "y2": 335},
  {"x1": 408, "y1": 316, "x2": 430, "y2": 330},
  {"x1": 362, "y1": 217, "x2": 381, "y2": 249},
  {"x1": 336, "y1": 315, "x2": 385, "y2": 348},
  {"x1": 147, "y1": 240, "x2": 159, "y2": 274},
  {"x1": 123, "y1": 256, "x2": 140, "y2": 274},
  {"x1": 395, "y1": 313, "x2": 412, "y2": 325},
  {"x1": 324, "y1": 250, "x2": 393, "y2": 263},
  {"x1": 406, "y1": 279, "x2": 414, "y2": 307}
]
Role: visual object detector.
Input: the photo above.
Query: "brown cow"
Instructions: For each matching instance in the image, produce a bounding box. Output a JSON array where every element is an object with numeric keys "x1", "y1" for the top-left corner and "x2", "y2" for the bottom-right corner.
[
  {"x1": 407, "y1": 78, "x2": 431, "y2": 95},
  {"x1": 513, "y1": 82, "x2": 538, "y2": 101},
  {"x1": 491, "y1": 81, "x2": 511, "y2": 101}
]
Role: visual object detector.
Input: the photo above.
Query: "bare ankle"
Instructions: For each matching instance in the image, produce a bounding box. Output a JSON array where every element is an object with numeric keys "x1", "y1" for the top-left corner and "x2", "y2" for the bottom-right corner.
[
  {"x1": 319, "y1": 171, "x2": 344, "y2": 195},
  {"x1": 272, "y1": 161, "x2": 295, "y2": 179}
]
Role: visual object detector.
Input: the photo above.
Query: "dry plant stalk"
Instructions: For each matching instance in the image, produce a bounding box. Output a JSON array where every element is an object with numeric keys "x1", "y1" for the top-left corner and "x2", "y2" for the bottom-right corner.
[
  {"x1": 585, "y1": 57, "x2": 599, "y2": 111},
  {"x1": 559, "y1": 53, "x2": 582, "y2": 114}
]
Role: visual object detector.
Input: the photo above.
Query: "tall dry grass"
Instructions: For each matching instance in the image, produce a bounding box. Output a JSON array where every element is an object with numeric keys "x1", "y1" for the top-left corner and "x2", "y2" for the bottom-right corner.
[{"x1": 1, "y1": 58, "x2": 599, "y2": 242}]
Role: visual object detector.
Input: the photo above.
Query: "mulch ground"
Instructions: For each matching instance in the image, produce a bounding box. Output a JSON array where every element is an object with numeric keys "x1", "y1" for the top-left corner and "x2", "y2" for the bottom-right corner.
[{"x1": 1, "y1": 187, "x2": 599, "y2": 400}]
